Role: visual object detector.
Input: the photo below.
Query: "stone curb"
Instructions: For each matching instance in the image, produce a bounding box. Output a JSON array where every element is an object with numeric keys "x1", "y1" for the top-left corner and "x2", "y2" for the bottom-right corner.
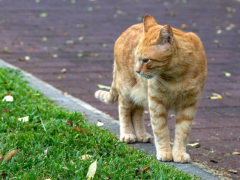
[{"x1": 0, "y1": 59, "x2": 219, "y2": 180}]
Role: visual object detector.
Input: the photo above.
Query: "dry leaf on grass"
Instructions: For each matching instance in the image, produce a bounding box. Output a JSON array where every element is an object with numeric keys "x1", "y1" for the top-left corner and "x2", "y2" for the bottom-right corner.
[
  {"x1": 86, "y1": 160, "x2": 97, "y2": 180},
  {"x1": 0, "y1": 150, "x2": 19, "y2": 162},
  {"x1": 81, "y1": 154, "x2": 93, "y2": 160},
  {"x1": 143, "y1": 166, "x2": 151, "y2": 173},
  {"x1": 66, "y1": 120, "x2": 73, "y2": 127},
  {"x1": 72, "y1": 127, "x2": 88, "y2": 134},
  {"x1": 2, "y1": 95, "x2": 13, "y2": 102},
  {"x1": 18, "y1": 116, "x2": 29, "y2": 122}
]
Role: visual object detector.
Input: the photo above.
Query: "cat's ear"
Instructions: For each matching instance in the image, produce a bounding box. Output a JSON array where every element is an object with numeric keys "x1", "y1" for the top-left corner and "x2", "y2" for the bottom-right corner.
[
  {"x1": 156, "y1": 24, "x2": 173, "y2": 44},
  {"x1": 143, "y1": 15, "x2": 158, "y2": 33}
]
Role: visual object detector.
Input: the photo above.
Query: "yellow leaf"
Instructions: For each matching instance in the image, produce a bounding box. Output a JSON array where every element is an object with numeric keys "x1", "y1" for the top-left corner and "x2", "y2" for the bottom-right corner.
[
  {"x1": 86, "y1": 160, "x2": 97, "y2": 180},
  {"x1": 187, "y1": 142, "x2": 200, "y2": 147},
  {"x1": 181, "y1": 24, "x2": 187, "y2": 29},
  {"x1": 232, "y1": 152, "x2": 240, "y2": 155},
  {"x1": 96, "y1": 84, "x2": 110, "y2": 89},
  {"x1": 81, "y1": 154, "x2": 93, "y2": 160},
  {"x1": 58, "y1": 76, "x2": 62, "y2": 80}
]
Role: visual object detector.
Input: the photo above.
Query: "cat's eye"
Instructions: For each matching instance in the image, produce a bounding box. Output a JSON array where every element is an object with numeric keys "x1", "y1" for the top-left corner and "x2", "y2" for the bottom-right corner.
[{"x1": 142, "y1": 59, "x2": 150, "y2": 63}]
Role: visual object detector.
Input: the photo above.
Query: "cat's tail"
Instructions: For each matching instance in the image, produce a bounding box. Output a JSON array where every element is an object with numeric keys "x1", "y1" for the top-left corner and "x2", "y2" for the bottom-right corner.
[
  {"x1": 95, "y1": 65, "x2": 118, "y2": 104},
  {"x1": 94, "y1": 81, "x2": 118, "y2": 104}
]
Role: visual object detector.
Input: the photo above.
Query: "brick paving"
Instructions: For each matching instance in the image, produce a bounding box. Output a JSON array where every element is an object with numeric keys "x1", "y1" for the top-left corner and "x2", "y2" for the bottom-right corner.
[{"x1": 0, "y1": 0, "x2": 240, "y2": 179}]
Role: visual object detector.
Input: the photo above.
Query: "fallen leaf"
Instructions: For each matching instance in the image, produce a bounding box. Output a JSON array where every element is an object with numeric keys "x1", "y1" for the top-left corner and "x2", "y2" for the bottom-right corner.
[
  {"x1": 78, "y1": 36, "x2": 84, "y2": 41},
  {"x1": 25, "y1": 56, "x2": 30, "y2": 61},
  {"x1": 223, "y1": 172, "x2": 227, "y2": 175},
  {"x1": 210, "y1": 159, "x2": 218, "y2": 163},
  {"x1": 96, "y1": 84, "x2": 110, "y2": 89},
  {"x1": 72, "y1": 127, "x2": 88, "y2": 134},
  {"x1": 187, "y1": 142, "x2": 200, "y2": 147},
  {"x1": 98, "y1": 75, "x2": 103, "y2": 78},
  {"x1": 2, "y1": 95, "x2": 13, "y2": 102},
  {"x1": 170, "y1": 114, "x2": 175, "y2": 118},
  {"x1": 18, "y1": 116, "x2": 29, "y2": 122},
  {"x1": 61, "y1": 68, "x2": 67, "y2": 73},
  {"x1": 144, "y1": 110, "x2": 148, "y2": 114},
  {"x1": 228, "y1": 169, "x2": 238, "y2": 174},
  {"x1": 181, "y1": 24, "x2": 187, "y2": 29},
  {"x1": 30, "y1": 48, "x2": 34, "y2": 52},
  {"x1": 3, "y1": 47, "x2": 9, "y2": 53},
  {"x1": 88, "y1": 7, "x2": 93, "y2": 11},
  {"x1": 66, "y1": 40, "x2": 74, "y2": 44},
  {"x1": 209, "y1": 93, "x2": 222, "y2": 100},
  {"x1": 40, "y1": 13, "x2": 48, "y2": 18},
  {"x1": 213, "y1": 39, "x2": 219, "y2": 44},
  {"x1": 211, "y1": 58, "x2": 215, "y2": 61},
  {"x1": 102, "y1": 44, "x2": 107, "y2": 48},
  {"x1": 44, "y1": 148, "x2": 48, "y2": 157},
  {"x1": 86, "y1": 160, "x2": 97, "y2": 180},
  {"x1": 52, "y1": 54, "x2": 58, "y2": 58},
  {"x1": 42, "y1": 37, "x2": 48, "y2": 42},
  {"x1": 97, "y1": 120, "x2": 104, "y2": 127},
  {"x1": 216, "y1": 29, "x2": 222, "y2": 34},
  {"x1": 0, "y1": 150, "x2": 19, "y2": 162},
  {"x1": 66, "y1": 120, "x2": 73, "y2": 127},
  {"x1": 58, "y1": 76, "x2": 62, "y2": 80},
  {"x1": 232, "y1": 152, "x2": 240, "y2": 155},
  {"x1": 81, "y1": 154, "x2": 93, "y2": 160},
  {"x1": 143, "y1": 166, "x2": 151, "y2": 173},
  {"x1": 224, "y1": 72, "x2": 231, "y2": 77},
  {"x1": 63, "y1": 92, "x2": 68, "y2": 95}
]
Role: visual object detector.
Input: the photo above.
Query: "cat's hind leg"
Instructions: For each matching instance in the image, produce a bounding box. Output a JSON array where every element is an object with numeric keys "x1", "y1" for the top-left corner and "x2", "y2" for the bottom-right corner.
[
  {"x1": 118, "y1": 97, "x2": 136, "y2": 143},
  {"x1": 131, "y1": 106, "x2": 153, "y2": 143}
]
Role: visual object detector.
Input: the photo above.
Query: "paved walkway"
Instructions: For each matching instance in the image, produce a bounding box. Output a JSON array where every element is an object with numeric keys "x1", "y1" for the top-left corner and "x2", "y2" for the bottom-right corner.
[{"x1": 0, "y1": 0, "x2": 239, "y2": 179}]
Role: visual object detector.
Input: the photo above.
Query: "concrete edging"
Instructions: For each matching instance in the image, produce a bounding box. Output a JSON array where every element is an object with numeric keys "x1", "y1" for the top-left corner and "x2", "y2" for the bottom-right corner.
[{"x1": 0, "y1": 59, "x2": 219, "y2": 180}]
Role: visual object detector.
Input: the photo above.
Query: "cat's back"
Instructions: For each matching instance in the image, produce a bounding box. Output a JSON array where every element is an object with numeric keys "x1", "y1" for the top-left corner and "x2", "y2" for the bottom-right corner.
[{"x1": 114, "y1": 23, "x2": 143, "y2": 65}]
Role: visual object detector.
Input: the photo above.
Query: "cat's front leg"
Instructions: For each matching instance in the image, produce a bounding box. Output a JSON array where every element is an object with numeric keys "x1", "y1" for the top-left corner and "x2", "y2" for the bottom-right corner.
[
  {"x1": 118, "y1": 97, "x2": 136, "y2": 143},
  {"x1": 172, "y1": 104, "x2": 197, "y2": 163},
  {"x1": 149, "y1": 95, "x2": 172, "y2": 161}
]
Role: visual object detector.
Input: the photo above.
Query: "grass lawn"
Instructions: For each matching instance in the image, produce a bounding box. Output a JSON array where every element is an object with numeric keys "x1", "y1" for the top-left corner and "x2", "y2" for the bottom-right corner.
[{"x1": 0, "y1": 68, "x2": 198, "y2": 180}]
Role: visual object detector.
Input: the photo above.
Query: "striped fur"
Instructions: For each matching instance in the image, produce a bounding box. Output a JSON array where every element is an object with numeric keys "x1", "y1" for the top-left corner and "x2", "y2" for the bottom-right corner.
[{"x1": 94, "y1": 15, "x2": 207, "y2": 163}]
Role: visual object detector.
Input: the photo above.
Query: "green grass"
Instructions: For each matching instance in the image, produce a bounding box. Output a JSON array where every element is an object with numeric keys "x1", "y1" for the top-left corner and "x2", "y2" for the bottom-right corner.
[{"x1": 0, "y1": 68, "x2": 198, "y2": 180}]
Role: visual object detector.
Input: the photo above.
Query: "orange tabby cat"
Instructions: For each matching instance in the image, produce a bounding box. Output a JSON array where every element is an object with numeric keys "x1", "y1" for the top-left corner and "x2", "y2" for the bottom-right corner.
[{"x1": 95, "y1": 15, "x2": 207, "y2": 163}]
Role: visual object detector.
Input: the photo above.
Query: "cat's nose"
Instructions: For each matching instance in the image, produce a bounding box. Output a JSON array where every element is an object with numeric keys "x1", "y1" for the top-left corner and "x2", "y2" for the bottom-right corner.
[{"x1": 136, "y1": 70, "x2": 141, "y2": 74}]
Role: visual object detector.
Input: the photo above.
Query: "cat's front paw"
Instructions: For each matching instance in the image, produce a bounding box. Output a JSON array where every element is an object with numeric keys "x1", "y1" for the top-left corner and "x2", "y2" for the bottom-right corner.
[
  {"x1": 156, "y1": 151, "x2": 173, "y2": 162},
  {"x1": 173, "y1": 151, "x2": 190, "y2": 163},
  {"x1": 136, "y1": 133, "x2": 153, "y2": 143},
  {"x1": 120, "y1": 134, "x2": 136, "y2": 143}
]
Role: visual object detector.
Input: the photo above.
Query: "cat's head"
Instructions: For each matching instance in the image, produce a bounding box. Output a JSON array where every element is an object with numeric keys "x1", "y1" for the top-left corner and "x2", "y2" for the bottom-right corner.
[{"x1": 135, "y1": 15, "x2": 175, "y2": 79}]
